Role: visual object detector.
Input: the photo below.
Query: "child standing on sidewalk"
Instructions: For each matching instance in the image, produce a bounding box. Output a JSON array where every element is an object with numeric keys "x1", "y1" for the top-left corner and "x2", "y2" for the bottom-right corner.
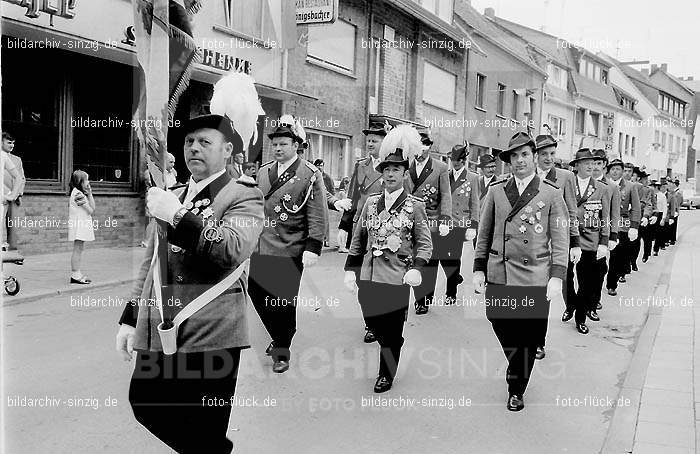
[{"x1": 68, "y1": 170, "x2": 95, "y2": 284}]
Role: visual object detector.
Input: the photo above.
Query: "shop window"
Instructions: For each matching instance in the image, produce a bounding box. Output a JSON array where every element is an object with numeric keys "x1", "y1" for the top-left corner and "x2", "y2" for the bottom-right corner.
[
  {"x1": 307, "y1": 20, "x2": 356, "y2": 73},
  {"x1": 423, "y1": 62, "x2": 456, "y2": 111},
  {"x1": 306, "y1": 131, "x2": 348, "y2": 181},
  {"x1": 1, "y1": 36, "x2": 61, "y2": 181},
  {"x1": 72, "y1": 55, "x2": 137, "y2": 185}
]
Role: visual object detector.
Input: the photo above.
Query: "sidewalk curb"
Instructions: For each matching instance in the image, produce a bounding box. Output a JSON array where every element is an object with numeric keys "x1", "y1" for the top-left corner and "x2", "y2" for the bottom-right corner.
[
  {"x1": 600, "y1": 232, "x2": 685, "y2": 454},
  {"x1": 2, "y1": 279, "x2": 135, "y2": 307}
]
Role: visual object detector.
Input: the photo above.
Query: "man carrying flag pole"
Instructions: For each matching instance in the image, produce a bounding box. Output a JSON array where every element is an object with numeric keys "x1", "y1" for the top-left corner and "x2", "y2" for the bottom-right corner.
[{"x1": 115, "y1": 1, "x2": 265, "y2": 452}]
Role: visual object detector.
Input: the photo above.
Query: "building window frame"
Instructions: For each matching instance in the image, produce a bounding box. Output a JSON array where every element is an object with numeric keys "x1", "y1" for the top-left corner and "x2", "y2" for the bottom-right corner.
[
  {"x1": 496, "y1": 83, "x2": 506, "y2": 117},
  {"x1": 575, "y1": 108, "x2": 585, "y2": 134},
  {"x1": 306, "y1": 19, "x2": 357, "y2": 75},
  {"x1": 422, "y1": 61, "x2": 457, "y2": 112},
  {"x1": 475, "y1": 73, "x2": 486, "y2": 109}
]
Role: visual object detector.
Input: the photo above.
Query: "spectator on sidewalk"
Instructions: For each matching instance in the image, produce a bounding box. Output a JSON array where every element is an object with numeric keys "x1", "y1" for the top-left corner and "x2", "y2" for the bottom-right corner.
[
  {"x1": 2, "y1": 131, "x2": 24, "y2": 251},
  {"x1": 68, "y1": 170, "x2": 95, "y2": 284}
]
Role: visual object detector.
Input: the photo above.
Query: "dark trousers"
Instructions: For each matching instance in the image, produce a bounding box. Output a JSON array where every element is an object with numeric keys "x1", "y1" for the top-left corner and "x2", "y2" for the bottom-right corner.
[
  {"x1": 653, "y1": 220, "x2": 667, "y2": 253},
  {"x1": 641, "y1": 217, "x2": 659, "y2": 259},
  {"x1": 607, "y1": 232, "x2": 630, "y2": 291},
  {"x1": 592, "y1": 255, "x2": 607, "y2": 308},
  {"x1": 566, "y1": 250, "x2": 598, "y2": 324},
  {"x1": 358, "y1": 281, "x2": 410, "y2": 380},
  {"x1": 249, "y1": 254, "x2": 304, "y2": 361},
  {"x1": 414, "y1": 231, "x2": 443, "y2": 306},
  {"x1": 629, "y1": 234, "x2": 641, "y2": 268},
  {"x1": 129, "y1": 347, "x2": 241, "y2": 454},
  {"x1": 485, "y1": 284, "x2": 548, "y2": 396},
  {"x1": 670, "y1": 216, "x2": 678, "y2": 243},
  {"x1": 440, "y1": 227, "x2": 466, "y2": 299}
]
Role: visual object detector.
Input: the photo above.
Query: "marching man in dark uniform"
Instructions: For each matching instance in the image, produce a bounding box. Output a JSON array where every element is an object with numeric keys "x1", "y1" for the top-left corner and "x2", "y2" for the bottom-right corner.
[
  {"x1": 344, "y1": 125, "x2": 432, "y2": 393},
  {"x1": 342, "y1": 119, "x2": 389, "y2": 342},
  {"x1": 533, "y1": 134, "x2": 581, "y2": 360},
  {"x1": 639, "y1": 170, "x2": 658, "y2": 263},
  {"x1": 249, "y1": 119, "x2": 328, "y2": 373},
  {"x1": 605, "y1": 158, "x2": 640, "y2": 296},
  {"x1": 627, "y1": 165, "x2": 648, "y2": 272},
  {"x1": 405, "y1": 131, "x2": 452, "y2": 315},
  {"x1": 441, "y1": 142, "x2": 480, "y2": 305},
  {"x1": 561, "y1": 149, "x2": 611, "y2": 334},
  {"x1": 116, "y1": 114, "x2": 265, "y2": 453},
  {"x1": 473, "y1": 132, "x2": 569, "y2": 411},
  {"x1": 668, "y1": 179, "x2": 682, "y2": 245},
  {"x1": 477, "y1": 154, "x2": 498, "y2": 206}
]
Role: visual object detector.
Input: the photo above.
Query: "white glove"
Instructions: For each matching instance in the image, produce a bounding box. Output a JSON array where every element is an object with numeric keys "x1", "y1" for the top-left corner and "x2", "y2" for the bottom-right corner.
[
  {"x1": 302, "y1": 251, "x2": 320, "y2": 267},
  {"x1": 402, "y1": 269, "x2": 422, "y2": 287},
  {"x1": 343, "y1": 271, "x2": 358, "y2": 292},
  {"x1": 597, "y1": 244, "x2": 609, "y2": 260},
  {"x1": 546, "y1": 277, "x2": 563, "y2": 303},
  {"x1": 473, "y1": 271, "x2": 486, "y2": 294},
  {"x1": 147, "y1": 187, "x2": 184, "y2": 224},
  {"x1": 669, "y1": 219, "x2": 674, "y2": 225},
  {"x1": 660, "y1": 219, "x2": 666, "y2": 226},
  {"x1": 465, "y1": 228, "x2": 477, "y2": 241},
  {"x1": 628, "y1": 228, "x2": 638, "y2": 242},
  {"x1": 116, "y1": 324, "x2": 136, "y2": 362},
  {"x1": 438, "y1": 223, "x2": 450, "y2": 237},
  {"x1": 608, "y1": 240, "x2": 618, "y2": 251},
  {"x1": 649, "y1": 216, "x2": 657, "y2": 225},
  {"x1": 640, "y1": 217, "x2": 648, "y2": 227},
  {"x1": 334, "y1": 198, "x2": 352, "y2": 211},
  {"x1": 569, "y1": 246, "x2": 582, "y2": 264}
]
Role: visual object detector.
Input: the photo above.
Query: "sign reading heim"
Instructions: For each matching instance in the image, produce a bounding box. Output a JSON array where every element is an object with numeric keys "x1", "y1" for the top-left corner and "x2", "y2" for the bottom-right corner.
[
  {"x1": 3, "y1": 0, "x2": 77, "y2": 18},
  {"x1": 296, "y1": 0, "x2": 338, "y2": 25}
]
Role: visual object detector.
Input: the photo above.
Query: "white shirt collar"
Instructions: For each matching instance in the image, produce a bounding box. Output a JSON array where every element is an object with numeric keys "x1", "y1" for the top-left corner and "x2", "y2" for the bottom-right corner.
[
  {"x1": 577, "y1": 176, "x2": 591, "y2": 191},
  {"x1": 277, "y1": 154, "x2": 299, "y2": 176},
  {"x1": 514, "y1": 173, "x2": 535, "y2": 194},
  {"x1": 415, "y1": 157, "x2": 429, "y2": 173},
  {"x1": 483, "y1": 175, "x2": 494, "y2": 185},
  {"x1": 610, "y1": 177, "x2": 621, "y2": 187},
  {"x1": 452, "y1": 167, "x2": 465, "y2": 181},
  {"x1": 537, "y1": 166, "x2": 551, "y2": 178},
  {"x1": 371, "y1": 156, "x2": 381, "y2": 169},
  {"x1": 186, "y1": 168, "x2": 226, "y2": 204},
  {"x1": 595, "y1": 175, "x2": 604, "y2": 181},
  {"x1": 384, "y1": 187, "x2": 404, "y2": 210}
]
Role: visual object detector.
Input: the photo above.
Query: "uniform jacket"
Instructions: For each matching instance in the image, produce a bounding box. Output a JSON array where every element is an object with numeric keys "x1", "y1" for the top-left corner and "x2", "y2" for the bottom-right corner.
[
  {"x1": 345, "y1": 190, "x2": 432, "y2": 285},
  {"x1": 542, "y1": 167, "x2": 579, "y2": 247},
  {"x1": 478, "y1": 175, "x2": 494, "y2": 202},
  {"x1": 347, "y1": 157, "x2": 384, "y2": 223},
  {"x1": 226, "y1": 163, "x2": 243, "y2": 180},
  {"x1": 666, "y1": 190, "x2": 679, "y2": 220},
  {"x1": 404, "y1": 157, "x2": 452, "y2": 232},
  {"x1": 638, "y1": 184, "x2": 656, "y2": 219},
  {"x1": 256, "y1": 157, "x2": 327, "y2": 257},
  {"x1": 120, "y1": 172, "x2": 265, "y2": 352},
  {"x1": 449, "y1": 168, "x2": 480, "y2": 231},
  {"x1": 598, "y1": 176, "x2": 620, "y2": 241},
  {"x1": 573, "y1": 178, "x2": 611, "y2": 251},
  {"x1": 474, "y1": 175, "x2": 569, "y2": 286},
  {"x1": 614, "y1": 178, "x2": 641, "y2": 231}
]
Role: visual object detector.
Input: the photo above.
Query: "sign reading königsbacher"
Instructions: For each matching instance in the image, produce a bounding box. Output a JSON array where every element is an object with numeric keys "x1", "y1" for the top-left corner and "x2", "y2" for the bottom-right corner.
[
  {"x1": 295, "y1": 0, "x2": 338, "y2": 25},
  {"x1": 3, "y1": 0, "x2": 77, "y2": 19}
]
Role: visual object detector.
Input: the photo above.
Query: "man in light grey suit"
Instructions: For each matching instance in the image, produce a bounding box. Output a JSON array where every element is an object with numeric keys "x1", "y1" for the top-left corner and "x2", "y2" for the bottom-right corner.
[{"x1": 116, "y1": 114, "x2": 264, "y2": 453}]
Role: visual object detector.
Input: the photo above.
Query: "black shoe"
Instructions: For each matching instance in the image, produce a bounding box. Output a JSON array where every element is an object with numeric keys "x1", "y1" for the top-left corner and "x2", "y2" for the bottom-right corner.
[
  {"x1": 363, "y1": 329, "x2": 376, "y2": 343},
  {"x1": 444, "y1": 296, "x2": 457, "y2": 306},
  {"x1": 415, "y1": 303, "x2": 428, "y2": 315},
  {"x1": 535, "y1": 346, "x2": 545, "y2": 360},
  {"x1": 632, "y1": 264, "x2": 638, "y2": 271},
  {"x1": 70, "y1": 276, "x2": 92, "y2": 284},
  {"x1": 654, "y1": 251, "x2": 659, "y2": 256},
  {"x1": 607, "y1": 288, "x2": 617, "y2": 296},
  {"x1": 642, "y1": 256, "x2": 648, "y2": 263},
  {"x1": 272, "y1": 359, "x2": 289, "y2": 373},
  {"x1": 265, "y1": 342, "x2": 274, "y2": 356},
  {"x1": 507, "y1": 394, "x2": 524, "y2": 411},
  {"x1": 373, "y1": 375, "x2": 393, "y2": 393},
  {"x1": 577, "y1": 323, "x2": 589, "y2": 335},
  {"x1": 597, "y1": 302, "x2": 603, "y2": 310},
  {"x1": 562, "y1": 309, "x2": 574, "y2": 322},
  {"x1": 670, "y1": 241, "x2": 676, "y2": 245},
  {"x1": 619, "y1": 276, "x2": 626, "y2": 283},
  {"x1": 587, "y1": 310, "x2": 600, "y2": 322}
]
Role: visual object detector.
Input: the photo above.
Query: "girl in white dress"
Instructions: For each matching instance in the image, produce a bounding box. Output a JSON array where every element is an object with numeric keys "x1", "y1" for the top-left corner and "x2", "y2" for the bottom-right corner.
[{"x1": 68, "y1": 170, "x2": 95, "y2": 284}]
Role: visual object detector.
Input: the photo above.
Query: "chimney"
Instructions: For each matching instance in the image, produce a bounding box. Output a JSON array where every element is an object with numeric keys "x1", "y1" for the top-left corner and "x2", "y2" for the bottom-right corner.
[
  {"x1": 641, "y1": 68, "x2": 649, "y2": 76},
  {"x1": 661, "y1": 63, "x2": 668, "y2": 72},
  {"x1": 484, "y1": 7, "x2": 495, "y2": 18}
]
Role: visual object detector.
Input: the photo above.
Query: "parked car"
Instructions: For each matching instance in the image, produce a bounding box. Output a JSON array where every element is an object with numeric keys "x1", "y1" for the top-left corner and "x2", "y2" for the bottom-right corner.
[{"x1": 681, "y1": 190, "x2": 700, "y2": 209}]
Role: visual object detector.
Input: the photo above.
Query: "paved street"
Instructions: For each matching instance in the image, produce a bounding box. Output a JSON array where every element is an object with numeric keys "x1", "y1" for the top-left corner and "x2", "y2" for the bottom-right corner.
[{"x1": 3, "y1": 210, "x2": 698, "y2": 453}]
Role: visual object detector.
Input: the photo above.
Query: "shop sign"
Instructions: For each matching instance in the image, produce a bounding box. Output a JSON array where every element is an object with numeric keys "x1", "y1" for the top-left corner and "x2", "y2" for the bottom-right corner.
[
  {"x1": 296, "y1": 0, "x2": 338, "y2": 25},
  {"x1": 603, "y1": 112, "x2": 615, "y2": 152},
  {"x1": 3, "y1": 0, "x2": 77, "y2": 19},
  {"x1": 200, "y1": 48, "x2": 252, "y2": 74}
]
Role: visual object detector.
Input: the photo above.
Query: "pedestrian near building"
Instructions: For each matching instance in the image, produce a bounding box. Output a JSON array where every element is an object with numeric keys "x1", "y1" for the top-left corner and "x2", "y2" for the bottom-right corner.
[
  {"x1": 249, "y1": 119, "x2": 327, "y2": 373},
  {"x1": 226, "y1": 149, "x2": 245, "y2": 180},
  {"x1": 652, "y1": 178, "x2": 669, "y2": 255},
  {"x1": 1, "y1": 131, "x2": 24, "y2": 251},
  {"x1": 473, "y1": 132, "x2": 568, "y2": 411},
  {"x1": 562, "y1": 148, "x2": 610, "y2": 334},
  {"x1": 533, "y1": 134, "x2": 581, "y2": 360},
  {"x1": 440, "y1": 142, "x2": 480, "y2": 305},
  {"x1": 605, "y1": 159, "x2": 640, "y2": 296},
  {"x1": 116, "y1": 111, "x2": 265, "y2": 454},
  {"x1": 404, "y1": 131, "x2": 452, "y2": 315},
  {"x1": 344, "y1": 124, "x2": 432, "y2": 393},
  {"x1": 668, "y1": 179, "x2": 682, "y2": 245},
  {"x1": 68, "y1": 170, "x2": 95, "y2": 284}
]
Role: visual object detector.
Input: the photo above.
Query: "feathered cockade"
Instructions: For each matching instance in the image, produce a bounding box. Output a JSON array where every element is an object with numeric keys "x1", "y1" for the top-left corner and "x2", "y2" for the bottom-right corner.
[
  {"x1": 210, "y1": 72, "x2": 265, "y2": 151},
  {"x1": 378, "y1": 124, "x2": 421, "y2": 167}
]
